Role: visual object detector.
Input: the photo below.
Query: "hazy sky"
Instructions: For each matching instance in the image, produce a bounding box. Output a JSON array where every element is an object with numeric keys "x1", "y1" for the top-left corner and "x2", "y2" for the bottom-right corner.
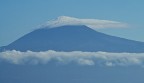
[{"x1": 0, "y1": 0, "x2": 144, "y2": 46}]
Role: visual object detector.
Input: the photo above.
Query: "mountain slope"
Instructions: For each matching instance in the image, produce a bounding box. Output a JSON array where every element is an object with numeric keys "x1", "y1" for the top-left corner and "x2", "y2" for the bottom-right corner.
[{"x1": 1, "y1": 25, "x2": 144, "y2": 52}]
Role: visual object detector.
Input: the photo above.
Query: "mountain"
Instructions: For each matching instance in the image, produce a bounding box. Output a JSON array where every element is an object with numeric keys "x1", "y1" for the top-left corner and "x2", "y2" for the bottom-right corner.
[
  {"x1": 1, "y1": 25, "x2": 144, "y2": 83},
  {"x1": 1, "y1": 25, "x2": 144, "y2": 52}
]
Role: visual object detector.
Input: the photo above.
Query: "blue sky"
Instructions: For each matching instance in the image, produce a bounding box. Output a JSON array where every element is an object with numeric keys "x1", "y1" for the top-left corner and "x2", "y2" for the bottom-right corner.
[{"x1": 0, "y1": 0, "x2": 144, "y2": 46}]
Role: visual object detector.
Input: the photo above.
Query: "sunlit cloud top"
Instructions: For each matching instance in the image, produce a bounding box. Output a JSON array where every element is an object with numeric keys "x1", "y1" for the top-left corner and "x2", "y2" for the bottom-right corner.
[
  {"x1": 41, "y1": 16, "x2": 128, "y2": 30},
  {"x1": 1, "y1": 50, "x2": 144, "y2": 67}
]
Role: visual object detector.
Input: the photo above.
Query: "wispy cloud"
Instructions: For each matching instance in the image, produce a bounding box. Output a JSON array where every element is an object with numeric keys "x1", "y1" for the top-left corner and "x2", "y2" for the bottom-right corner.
[
  {"x1": 0, "y1": 50, "x2": 144, "y2": 67},
  {"x1": 42, "y1": 16, "x2": 128, "y2": 30}
]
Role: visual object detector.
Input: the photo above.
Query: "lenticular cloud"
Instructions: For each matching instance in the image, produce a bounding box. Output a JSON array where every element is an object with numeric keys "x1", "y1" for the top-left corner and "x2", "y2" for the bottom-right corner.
[
  {"x1": 42, "y1": 16, "x2": 127, "y2": 29},
  {"x1": 0, "y1": 50, "x2": 144, "y2": 67}
]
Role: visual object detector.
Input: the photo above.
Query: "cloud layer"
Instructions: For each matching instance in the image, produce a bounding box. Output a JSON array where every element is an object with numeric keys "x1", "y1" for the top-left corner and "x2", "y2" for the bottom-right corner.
[
  {"x1": 0, "y1": 50, "x2": 144, "y2": 67},
  {"x1": 42, "y1": 16, "x2": 127, "y2": 30}
]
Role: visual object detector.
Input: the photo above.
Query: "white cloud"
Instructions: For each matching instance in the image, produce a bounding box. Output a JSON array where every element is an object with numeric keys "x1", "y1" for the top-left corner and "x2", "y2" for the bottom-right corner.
[
  {"x1": 42, "y1": 16, "x2": 128, "y2": 30},
  {"x1": 0, "y1": 50, "x2": 144, "y2": 67}
]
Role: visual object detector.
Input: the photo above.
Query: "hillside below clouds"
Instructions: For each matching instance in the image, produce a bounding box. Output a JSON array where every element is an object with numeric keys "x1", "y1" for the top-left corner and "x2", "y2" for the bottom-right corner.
[{"x1": 0, "y1": 16, "x2": 144, "y2": 52}]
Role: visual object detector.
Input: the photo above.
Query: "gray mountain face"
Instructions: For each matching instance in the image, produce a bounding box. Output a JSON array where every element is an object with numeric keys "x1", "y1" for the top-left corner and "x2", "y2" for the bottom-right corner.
[{"x1": 1, "y1": 25, "x2": 144, "y2": 52}]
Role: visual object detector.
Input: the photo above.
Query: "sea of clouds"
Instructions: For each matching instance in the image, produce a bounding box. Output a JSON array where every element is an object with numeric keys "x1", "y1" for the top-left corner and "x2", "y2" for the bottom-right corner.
[{"x1": 0, "y1": 50, "x2": 144, "y2": 67}]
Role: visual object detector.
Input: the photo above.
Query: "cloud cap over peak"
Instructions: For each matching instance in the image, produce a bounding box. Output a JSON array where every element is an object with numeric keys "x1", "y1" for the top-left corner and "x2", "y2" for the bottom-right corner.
[{"x1": 42, "y1": 16, "x2": 128, "y2": 29}]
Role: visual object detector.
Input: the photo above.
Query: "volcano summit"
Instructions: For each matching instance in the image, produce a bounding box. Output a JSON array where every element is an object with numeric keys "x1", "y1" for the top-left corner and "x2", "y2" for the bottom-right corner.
[{"x1": 0, "y1": 16, "x2": 144, "y2": 52}]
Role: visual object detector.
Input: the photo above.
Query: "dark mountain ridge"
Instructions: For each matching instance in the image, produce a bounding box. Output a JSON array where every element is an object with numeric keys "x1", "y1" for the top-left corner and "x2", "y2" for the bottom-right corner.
[{"x1": 1, "y1": 25, "x2": 144, "y2": 52}]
